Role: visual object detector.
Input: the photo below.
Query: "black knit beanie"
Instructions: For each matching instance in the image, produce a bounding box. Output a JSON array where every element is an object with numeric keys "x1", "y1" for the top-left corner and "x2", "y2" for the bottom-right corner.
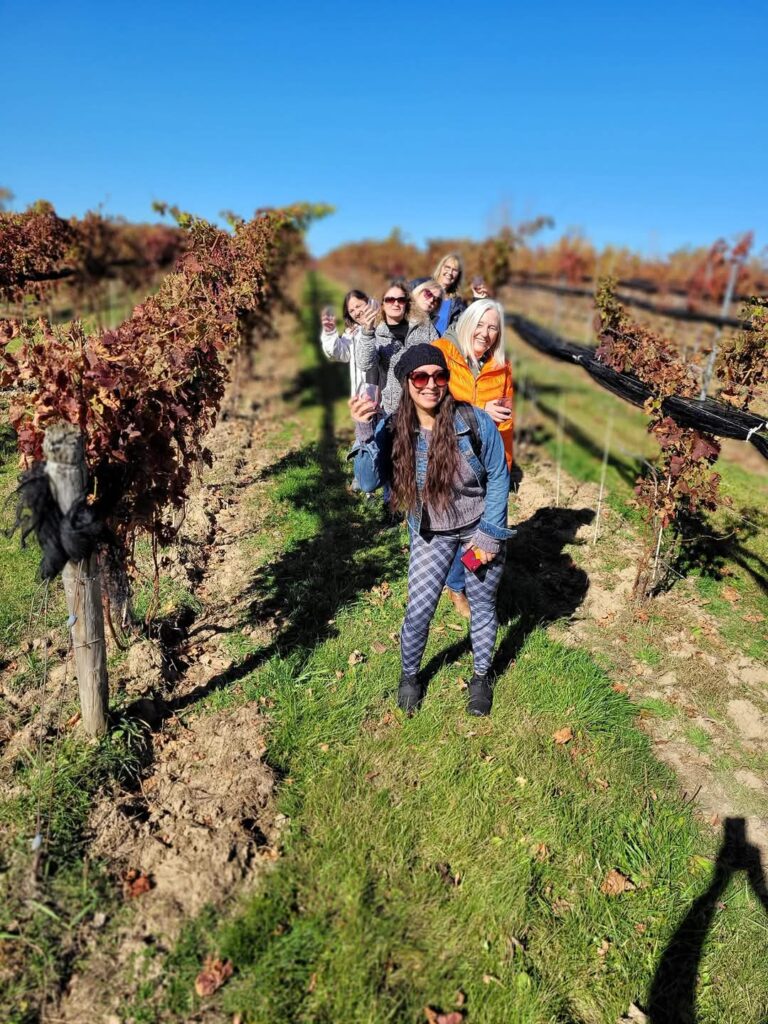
[{"x1": 394, "y1": 344, "x2": 449, "y2": 384}]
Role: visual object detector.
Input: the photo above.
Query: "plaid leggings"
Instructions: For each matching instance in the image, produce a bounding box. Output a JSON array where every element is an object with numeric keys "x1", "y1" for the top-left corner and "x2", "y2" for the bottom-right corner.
[{"x1": 401, "y1": 527, "x2": 506, "y2": 677}]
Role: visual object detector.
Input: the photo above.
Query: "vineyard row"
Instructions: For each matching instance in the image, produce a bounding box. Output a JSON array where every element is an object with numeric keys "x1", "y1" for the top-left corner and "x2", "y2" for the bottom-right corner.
[{"x1": 508, "y1": 312, "x2": 768, "y2": 462}]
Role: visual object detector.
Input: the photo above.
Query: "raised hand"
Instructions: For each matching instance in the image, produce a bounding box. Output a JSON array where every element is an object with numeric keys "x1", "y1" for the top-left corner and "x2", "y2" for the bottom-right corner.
[
  {"x1": 349, "y1": 395, "x2": 378, "y2": 423},
  {"x1": 484, "y1": 398, "x2": 513, "y2": 423}
]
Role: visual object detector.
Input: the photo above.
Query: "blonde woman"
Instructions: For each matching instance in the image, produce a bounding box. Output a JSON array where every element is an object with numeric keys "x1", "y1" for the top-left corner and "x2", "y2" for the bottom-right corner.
[
  {"x1": 432, "y1": 252, "x2": 468, "y2": 334},
  {"x1": 409, "y1": 278, "x2": 444, "y2": 324},
  {"x1": 433, "y1": 299, "x2": 513, "y2": 616}
]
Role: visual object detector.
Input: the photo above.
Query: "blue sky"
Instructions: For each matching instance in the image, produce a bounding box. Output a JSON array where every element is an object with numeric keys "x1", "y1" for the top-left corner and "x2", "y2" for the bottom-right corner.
[{"x1": 2, "y1": 0, "x2": 766, "y2": 259}]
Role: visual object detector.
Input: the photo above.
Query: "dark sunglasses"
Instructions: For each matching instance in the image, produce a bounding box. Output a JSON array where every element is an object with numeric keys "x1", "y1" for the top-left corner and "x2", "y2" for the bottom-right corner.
[
  {"x1": 409, "y1": 369, "x2": 449, "y2": 389},
  {"x1": 421, "y1": 289, "x2": 439, "y2": 302},
  {"x1": 383, "y1": 295, "x2": 406, "y2": 305}
]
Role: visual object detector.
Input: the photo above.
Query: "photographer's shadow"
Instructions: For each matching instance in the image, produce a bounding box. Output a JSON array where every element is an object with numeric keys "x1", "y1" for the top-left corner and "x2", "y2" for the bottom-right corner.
[{"x1": 649, "y1": 817, "x2": 768, "y2": 1023}]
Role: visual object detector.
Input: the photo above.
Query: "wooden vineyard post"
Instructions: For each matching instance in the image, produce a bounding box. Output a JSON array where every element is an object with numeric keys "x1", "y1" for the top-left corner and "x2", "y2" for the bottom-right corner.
[{"x1": 43, "y1": 423, "x2": 109, "y2": 737}]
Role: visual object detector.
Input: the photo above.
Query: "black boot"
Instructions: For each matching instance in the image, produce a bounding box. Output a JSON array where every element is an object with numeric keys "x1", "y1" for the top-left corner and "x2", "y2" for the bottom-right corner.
[
  {"x1": 397, "y1": 674, "x2": 423, "y2": 714},
  {"x1": 467, "y1": 672, "x2": 493, "y2": 716}
]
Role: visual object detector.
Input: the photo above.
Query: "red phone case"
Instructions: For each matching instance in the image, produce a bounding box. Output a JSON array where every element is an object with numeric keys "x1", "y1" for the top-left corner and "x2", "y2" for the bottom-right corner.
[{"x1": 461, "y1": 547, "x2": 483, "y2": 572}]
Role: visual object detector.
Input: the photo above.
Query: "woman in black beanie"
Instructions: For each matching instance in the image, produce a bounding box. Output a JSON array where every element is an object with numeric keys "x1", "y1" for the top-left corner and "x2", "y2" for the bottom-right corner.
[{"x1": 349, "y1": 344, "x2": 514, "y2": 716}]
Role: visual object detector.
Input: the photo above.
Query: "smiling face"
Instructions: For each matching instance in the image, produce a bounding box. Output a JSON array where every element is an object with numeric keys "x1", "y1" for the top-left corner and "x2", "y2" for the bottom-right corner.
[
  {"x1": 382, "y1": 286, "x2": 408, "y2": 324},
  {"x1": 437, "y1": 258, "x2": 460, "y2": 290},
  {"x1": 414, "y1": 283, "x2": 442, "y2": 315},
  {"x1": 407, "y1": 363, "x2": 449, "y2": 414},
  {"x1": 347, "y1": 295, "x2": 368, "y2": 324},
  {"x1": 471, "y1": 309, "x2": 501, "y2": 359}
]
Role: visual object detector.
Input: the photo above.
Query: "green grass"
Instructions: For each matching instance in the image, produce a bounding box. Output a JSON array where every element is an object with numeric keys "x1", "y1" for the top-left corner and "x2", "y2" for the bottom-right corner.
[
  {"x1": 4, "y1": 275, "x2": 768, "y2": 1021},
  {"x1": 0, "y1": 425, "x2": 66, "y2": 653},
  {"x1": 512, "y1": 339, "x2": 768, "y2": 659},
  {"x1": 123, "y1": 274, "x2": 768, "y2": 1023},
  {"x1": 0, "y1": 726, "x2": 145, "y2": 1024}
]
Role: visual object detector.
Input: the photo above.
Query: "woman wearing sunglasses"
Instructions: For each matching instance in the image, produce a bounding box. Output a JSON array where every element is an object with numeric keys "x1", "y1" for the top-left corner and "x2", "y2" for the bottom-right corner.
[
  {"x1": 356, "y1": 279, "x2": 438, "y2": 414},
  {"x1": 409, "y1": 278, "x2": 444, "y2": 324},
  {"x1": 433, "y1": 299, "x2": 514, "y2": 618},
  {"x1": 349, "y1": 344, "x2": 514, "y2": 716}
]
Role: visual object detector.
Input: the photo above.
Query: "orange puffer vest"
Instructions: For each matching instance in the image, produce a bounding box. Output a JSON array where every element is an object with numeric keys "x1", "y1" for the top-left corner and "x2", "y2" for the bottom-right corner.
[{"x1": 433, "y1": 335, "x2": 514, "y2": 468}]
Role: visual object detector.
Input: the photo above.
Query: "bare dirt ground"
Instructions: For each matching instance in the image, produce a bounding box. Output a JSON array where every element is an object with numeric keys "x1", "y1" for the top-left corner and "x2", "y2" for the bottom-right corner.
[
  {"x1": 3, "y1": 297, "x2": 765, "y2": 1020},
  {"x1": 55, "y1": 320, "x2": 306, "y2": 1022},
  {"x1": 511, "y1": 436, "x2": 768, "y2": 856}
]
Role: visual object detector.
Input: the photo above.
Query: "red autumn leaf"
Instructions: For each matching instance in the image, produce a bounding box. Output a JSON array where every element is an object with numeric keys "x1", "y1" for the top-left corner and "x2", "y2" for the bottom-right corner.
[
  {"x1": 194, "y1": 956, "x2": 233, "y2": 997},
  {"x1": 121, "y1": 868, "x2": 153, "y2": 898}
]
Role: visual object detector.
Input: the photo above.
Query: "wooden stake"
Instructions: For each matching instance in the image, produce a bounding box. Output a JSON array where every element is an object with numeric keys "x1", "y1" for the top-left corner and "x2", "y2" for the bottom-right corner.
[
  {"x1": 43, "y1": 424, "x2": 109, "y2": 737},
  {"x1": 555, "y1": 393, "x2": 564, "y2": 506},
  {"x1": 592, "y1": 413, "x2": 613, "y2": 544}
]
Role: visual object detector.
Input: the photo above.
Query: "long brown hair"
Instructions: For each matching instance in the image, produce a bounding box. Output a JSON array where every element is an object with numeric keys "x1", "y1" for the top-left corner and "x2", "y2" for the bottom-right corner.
[{"x1": 390, "y1": 385, "x2": 459, "y2": 516}]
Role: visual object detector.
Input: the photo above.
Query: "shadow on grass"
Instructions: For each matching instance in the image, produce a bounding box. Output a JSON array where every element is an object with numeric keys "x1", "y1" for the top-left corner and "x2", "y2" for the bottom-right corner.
[
  {"x1": 534, "y1": 392, "x2": 645, "y2": 490},
  {"x1": 492, "y1": 505, "x2": 595, "y2": 674},
  {"x1": 419, "y1": 506, "x2": 595, "y2": 684},
  {"x1": 152, "y1": 273, "x2": 407, "y2": 716},
  {"x1": 649, "y1": 817, "x2": 768, "y2": 1024},
  {"x1": 669, "y1": 508, "x2": 768, "y2": 597}
]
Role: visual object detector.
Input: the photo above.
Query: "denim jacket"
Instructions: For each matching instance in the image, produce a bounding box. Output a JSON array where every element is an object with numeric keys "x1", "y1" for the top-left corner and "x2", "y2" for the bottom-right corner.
[{"x1": 349, "y1": 405, "x2": 515, "y2": 548}]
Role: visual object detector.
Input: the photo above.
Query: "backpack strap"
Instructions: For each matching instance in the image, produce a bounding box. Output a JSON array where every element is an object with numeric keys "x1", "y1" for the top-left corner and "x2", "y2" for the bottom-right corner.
[{"x1": 456, "y1": 402, "x2": 482, "y2": 461}]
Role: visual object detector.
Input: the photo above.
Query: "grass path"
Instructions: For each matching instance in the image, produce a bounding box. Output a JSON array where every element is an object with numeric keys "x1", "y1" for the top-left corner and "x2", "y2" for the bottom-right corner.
[
  {"x1": 125, "y1": 275, "x2": 768, "y2": 1023},
  {"x1": 1, "y1": 275, "x2": 767, "y2": 1022}
]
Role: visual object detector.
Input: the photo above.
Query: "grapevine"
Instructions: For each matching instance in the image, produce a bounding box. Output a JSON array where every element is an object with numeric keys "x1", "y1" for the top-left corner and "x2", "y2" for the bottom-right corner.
[
  {"x1": 594, "y1": 280, "x2": 728, "y2": 598},
  {"x1": 1, "y1": 203, "x2": 327, "y2": 560}
]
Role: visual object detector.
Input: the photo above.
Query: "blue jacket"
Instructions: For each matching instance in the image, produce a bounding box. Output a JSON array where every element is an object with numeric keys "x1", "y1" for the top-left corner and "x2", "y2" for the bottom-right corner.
[{"x1": 350, "y1": 405, "x2": 515, "y2": 547}]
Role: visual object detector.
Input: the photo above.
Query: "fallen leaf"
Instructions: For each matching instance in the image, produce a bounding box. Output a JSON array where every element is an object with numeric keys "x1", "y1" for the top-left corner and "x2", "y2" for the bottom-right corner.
[
  {"x1": 457, "y1": 676, "x2": 468, "y2": 691},
  {"x1": 365, "y1": 771, "x2": 380, "y2": 782},
  {"x1": 318, "y1": 743, "x2": 330, "y2": 753},
  {"x1": 612, "y1": 683, "x2": 629, "y2": 694},
  {"x1": 454, "y1": 988, "x2": 466, "y2": 1007},
  {"x1": 307, "y1": 972, "x2": 317, "y2": 993},
  {"x1": 435, "y1": 862, "x2": 461, "y2": 887},
  {"x1": 721, "y1": 586, "x2": 741, "y2": 604},
  {"x1": 743, "y1": 612, "x2": 765, "y2": 623},
  {"x1": 621, "y1": 1003, "x2": 649, "y2": 1024},
  {"x1": 595, "y1": 778, "x2": 610, "y2": 790},
  {"x1": 483, "y1": 973, "x2": 502, "y2": 986},
  {"x1": 388, "y1": 631, "x2": 401, "y2": 644},
  {"x1": 600, "y1": 868, "x2": 637, "y2": 896},
  {"x1": 552, "y1": 727, "x2": 574, "y2": 745},
  {"x1": 446, "y1": 623, "x2": 464, "y2": 632},
  {"x1": 634, "y1": 922, "x2": 647, "y2": 934},
  {"x1": 122, "y1": 868, "x2": 153, "y2": 899},
  {"x1": 65, "y1": 711, "x2": 81, "y2": 729},
  {"x1": 533, "y1": 843, "x2": 550, "y2": 861},
  {"x1": 348, "y1": 650, "x2": 365, "y2": 666},
  {"x1": 515, "y1": 775, "x2": 528, "y2": 787},
  {"x1": 371, "y1": 641, "x2": 388, "y2": 654},
  {"x1": 194, "y1": 956, "x2": 233, "y2": 997},
  {"x1": 335, "y1": 670, "x2": 344, "y2": 679},
  {"x1": 596, "y1": 937, "x2": 611, "y2": 957},
  {"x1": 425, "y1": 1010, "x2": 464, "y2": 1024},
  {"x1": 552, "y1": 897, "x2": 573, "y2": 916},
  {"x1": 710, "y1": 813, "x2": 721, "y2": 827}
]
